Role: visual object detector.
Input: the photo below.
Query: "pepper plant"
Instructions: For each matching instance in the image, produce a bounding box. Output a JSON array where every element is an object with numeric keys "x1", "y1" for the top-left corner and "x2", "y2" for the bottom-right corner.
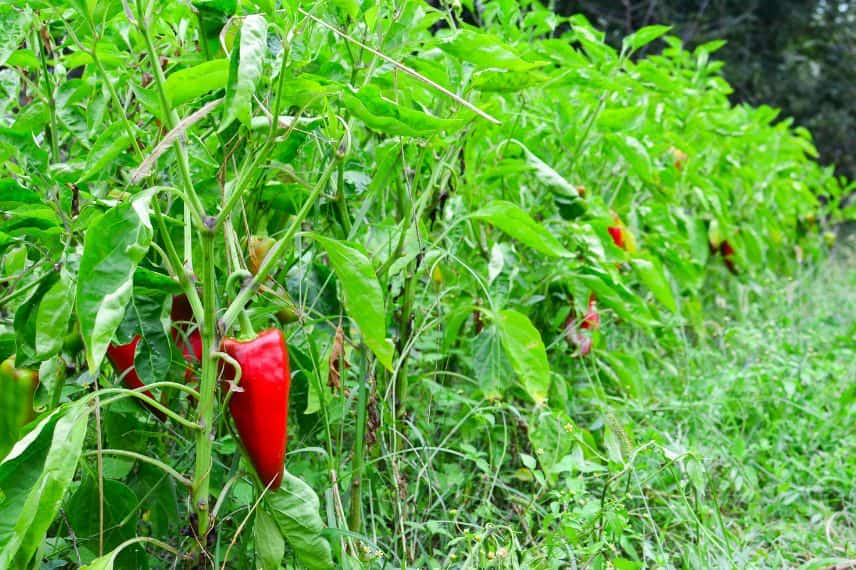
[{"x1": 0, "y1": 0, "x2": 850, "y2": 568}]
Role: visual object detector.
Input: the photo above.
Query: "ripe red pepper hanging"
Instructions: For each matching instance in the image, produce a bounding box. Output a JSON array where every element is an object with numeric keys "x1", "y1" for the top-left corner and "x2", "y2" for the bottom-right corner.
[
  {"x1": 106, "y1": 337, "x2": 164, "y2": 419},
  {"x1": 221, "y1": 329, "x2": 291, "y2": 490},
  {"x1": 564, "y1": 294, "x2": 598, "y2": 357},
  {"x1": 720, "y1": 240, "x2": 738, "y2": 275},
  {"x1": 107, "y1": 337, "x2": 149, "y2": 393},
  {"x1": 170, "y1": 294, "x2": 202, "y2": 381},
  {"x1": 580, "y1": 293, "x2": 600, "y2": 331}
]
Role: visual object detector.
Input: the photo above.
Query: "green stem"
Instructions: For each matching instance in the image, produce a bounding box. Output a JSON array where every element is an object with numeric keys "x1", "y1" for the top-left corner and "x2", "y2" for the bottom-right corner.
[
  {"x1": 98, "y1": 391, "x2": 201, "y2": 431},
  {"x1": 80, "y1": 24, "x2": 144, "y2": 160},
  {"x1": 35, "y1": 24, "x2": 59, "y2": 163},
  {"x1": 85, "y1": 449, "x2": 192, "y2": 487},
  {"x1": 135, "y1": 0, "x2": 207, "y2": 227},
  {"x1": 334, "y1": 161, "x2": 353, "y2": 236},
  {"x1": 220, "y1": 157, "x2": 339, "y2": 330},
  {"x1": 152, "y1": 198, "x2": 203, "y2": 317},
  {"x1": 394, "y1": 263, "x2": 416, "y2": 416},
  {"x1": 96, "y1": 536, "x2": 189, "y2": 562},
  {"x1": 348, "y1": 355, "x2": 370, "y2": 532},
  {"x1": 191, "y1": 231, "x2": 218, "y2": 538}
]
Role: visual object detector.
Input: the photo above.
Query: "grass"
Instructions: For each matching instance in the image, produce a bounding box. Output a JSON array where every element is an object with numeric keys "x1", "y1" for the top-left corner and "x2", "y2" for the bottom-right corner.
[{"x1": 351, "y1": 247, "x2": 856, "y2": 569}]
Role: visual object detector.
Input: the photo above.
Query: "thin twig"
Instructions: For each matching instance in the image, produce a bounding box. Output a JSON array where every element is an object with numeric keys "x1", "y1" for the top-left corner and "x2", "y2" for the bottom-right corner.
[
  {"x1": 131, "y1": 98, "x2": 224, "y2": 184},
  {"x1": 297, "y1": 8, "x2": 500, "y2": 125}
]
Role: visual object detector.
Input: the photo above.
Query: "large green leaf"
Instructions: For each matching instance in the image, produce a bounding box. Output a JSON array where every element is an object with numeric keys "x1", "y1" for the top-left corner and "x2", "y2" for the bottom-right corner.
[
  {"x1": 309, "y1": 235, "x2": 394, "y2": 370},
  {"x1": 68, "y1": 478, "x2": 143, "y2": 568},
  {"x1": 632, "y1": 257, "x2": 677, "y2": 313},
  {"x1": 221, "y1": 14, "x2": 267, "y2": 130},
  {"x1": 254, "y1": 507, "x2": 285, "y2": 570},
  {"x1": 126, "y1": 293, "x2": 171, "y2": 384},
  {"x1": 472, "y1": 200, "x2": 572, "y2": 258},
  {"x1": 13, "y1": 272, "x2": 59, "y2": 367},
  {"x1": 35, "y1": 267, "x2": 75, "y2": 359},
  {"x1": 576, "y1": 267, "x2": 658, "y2": 327},
  {"x1": 165, "y1": 59, "x2": 229, "y2": 107},
  {"x1": 342, "y1": 84, "x2": 465, "y2": 137},
  {"x1": 507, "y1": 139, "x2": 580, "y2": 198},
  {"x1": 78, "y1": 122, "x2": 135, "y2": 183},
  {"x1": 0, "y1": 7, "x2": 31, "y2": 67},
  {"x1": 0, "y1": 402, "x2": 90, "y2": 568},
  {"x1": 440, "y1": 29, "x2": 542, "y2": 71},
  {"x1": 472, "y1": 324, "x2": 513, "y2": 400},
  {"x1": 496, "y1": 309, "x2": 551, "y2": 405},
  {"x1": 77, "y1": 193, "x2": 153, "y2": 375},
  {"x1": 622, "y1": 25, "x2": 671, "y2": 54},
  {"x1": 266, "y1": 471, "x2": 334, "y2": 570}
]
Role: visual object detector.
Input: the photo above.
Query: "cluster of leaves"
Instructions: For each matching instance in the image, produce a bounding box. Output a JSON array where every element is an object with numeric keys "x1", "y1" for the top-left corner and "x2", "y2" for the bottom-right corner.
[
  {"x1": 0, "y1": 0, "x2": 851, "y2": 568},
  {"x1": 548, "y1": 0, "x2": 856, "y2": 180}
]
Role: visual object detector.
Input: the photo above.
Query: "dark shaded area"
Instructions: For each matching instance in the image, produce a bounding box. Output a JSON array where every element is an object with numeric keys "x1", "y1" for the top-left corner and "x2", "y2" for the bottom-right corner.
[{"x1": 553, "y1": 0, "x2": 856, "y2": 179}]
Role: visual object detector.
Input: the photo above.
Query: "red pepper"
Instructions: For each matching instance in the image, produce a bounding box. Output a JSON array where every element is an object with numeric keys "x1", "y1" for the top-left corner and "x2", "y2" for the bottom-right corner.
[
  {"x1": 580, "y1": 293, "x2": 599, "y2": 331},
  {"x1": 563, "y1": 295, "x2": 597, "y2": 357},
  {"x1": 608, "y1": 213, "x2": 625, "y2": 249},
  {"x1": 720, "y1": 240, "x2": 738, "y2": 274},
  {"x1": 107, "y1": 336, "x2": 149, "y2": 393},
  {"x1": 221, "y1": 329, "x2": 291, "y2": 489},
  {"x1": 107, "y1": 337, "x2": 165, "y2": 419},
  {"x1": 607, "y1": 225, "x2": 624, "y2": 249},
  {"x1": 171, "y1": 294, "x2": 203, "y2": 381}
]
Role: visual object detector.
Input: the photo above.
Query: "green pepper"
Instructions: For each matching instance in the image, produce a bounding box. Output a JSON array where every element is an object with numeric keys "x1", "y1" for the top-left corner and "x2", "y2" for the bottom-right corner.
[
  {"x1": 0, "y1": 356, "x2": 38, "y2": 458},
  {"x1": 554, "y1": 194, "x2": 587, "y2": 220}
]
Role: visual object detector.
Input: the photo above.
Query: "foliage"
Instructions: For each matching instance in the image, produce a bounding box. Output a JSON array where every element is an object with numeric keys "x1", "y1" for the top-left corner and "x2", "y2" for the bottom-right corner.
[
  {"x1": 548, "y1": 0, "x2": 856, "y2": 179},
  {"x1": 0, "y1": 0, "x2": 852, "y2": 567}
]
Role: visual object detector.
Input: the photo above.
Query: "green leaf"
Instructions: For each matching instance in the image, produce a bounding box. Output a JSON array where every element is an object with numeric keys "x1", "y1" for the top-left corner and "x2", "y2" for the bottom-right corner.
[
  {"x1": 496, "y1": 309, "x2": 551, "y2": 405},
  {"x1": 343, "y1": 84, "x2": 465, "y2": 137},
  {"x1": 622, "y1": 25, "x2": 671, "y2": 53},
  {"x1": 255, "y1": 507, "x2": 285, "y2": 570},
  {"x1": 165, "y1": 59, "x2": 230, "y2": 107},
  {"x1": 440, "y1": 29, "x2": 542, "y2": 71},
  {"x1": 309, "y1": 235, "x2": 394, "y2": 370},
  {"x1": 78, "y1": 122, "x2": 134, "y2": 183},
  {"x1": 471, "y1": 69, "x2": 549, "y2": 92},
  {"x1": 609, "y1": 134, "x2": 652, "y2": 181},
  {"x1": 332, "y1": 0, "x2": 359, "y2": 19},
  {"x1": 507, "y1": 139, "x2": 580, "y2": 198},
  {"x1": 78, "y1": 538, "x2": 144, "y2": 570},
  {"x1": 576, "y1": 267, "x2": 658, "y2": 328},
  {"x1": 35, "y1": 267, "x2": 75, "y2": 359},
  {"x1": 221, "y1": 14, "x2": 267, "y2": 130},
  {"x1": 0, "y1": 403, "x2": 90, "y2": 568},
  {"x1": 0, "y1": 7, "x2": 32, "y2": 67},
  {"x1": 77, "y1": 193, "x2": 153, "y2": 375},
  {"x1": 68, "y1": 478, "x2": 143, "y2": 568},
  {"x1": 472, "y1": 324, "x2": 513, "y2": 400},
  {"x1": 129, "y1": 294, "x2": 171, "y2": 384},
  {"x1": 632, "y1": 257, "x2": 677, "y2": 313},
  {"x1": 14, "y1": 272, "x2": 59, "y2": 367},
  {"x1": 266, "y1": 471, "x2": 334, "y2": 570},
  {"x1": 471, "y1": 200, "x2": 571, "y2": 258}
]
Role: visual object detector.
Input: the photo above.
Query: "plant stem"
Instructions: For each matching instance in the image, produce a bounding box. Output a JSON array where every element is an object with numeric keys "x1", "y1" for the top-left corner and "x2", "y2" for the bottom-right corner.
[
  {"x1": 85, "y1": 449, "x2": 193, "y2": 488},
  {"x1": 35, "y1": 23, "x2": 59, "y2": 163},
  {"x1": 135, "y1": 0, "x2": 207, "y2": 230},
  {"x1": 151, "y1": 198, "x2": 204, "y2": 316},
  {"x1": 348, "y1": 354, "x2": 370, "y2": 532},
  {"x1": 334, "y1": 162, "x2": 352, "y2": 236},
  {"x1": 394, "y1": 263, "x2": 416, "y2": 416},
  {"x1": 220, "y1": 157, "x2": 339, "y2": 330},
  {"x1": 191, "y1": 231, "x2": 218, "y2": 538}
]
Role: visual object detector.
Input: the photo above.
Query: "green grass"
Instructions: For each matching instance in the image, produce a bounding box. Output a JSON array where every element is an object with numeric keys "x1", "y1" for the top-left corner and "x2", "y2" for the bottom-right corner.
[
  {"x1": 361, "y1": 250, "x2": 856, "y2": 569},
  {"x1": 606, "y1": 253, "x2": 856, "y2": 568}
]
